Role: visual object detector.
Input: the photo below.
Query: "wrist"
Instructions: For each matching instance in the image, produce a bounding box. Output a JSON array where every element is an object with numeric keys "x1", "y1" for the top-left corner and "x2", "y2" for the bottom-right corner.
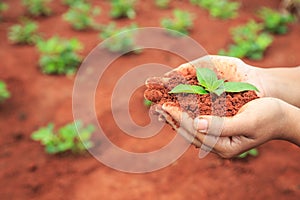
[
  {"x1": 256, "y1": 67, "x2": 280, "y2": 98},
  {"x1": 279, "y1": 101, "x2": 300, "y2": 146}
]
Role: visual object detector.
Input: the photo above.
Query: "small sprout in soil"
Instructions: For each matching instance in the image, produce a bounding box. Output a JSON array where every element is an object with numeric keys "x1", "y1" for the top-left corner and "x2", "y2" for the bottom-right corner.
[
  {"x1": 36, "y1": 36, "x2": 83, "y2": 75},
  {"x1": 110, "y1": 0, "x2": 136, "y2": 19},
  {"x1": 169, "y1": 68, "x2": 259, "y2": 96},
  {"x1": 62, "y1": 0, "x2": 87, "y2": 6},
  {"x1": 155, "y1": 0, "x2": 170, "y2": 9},
  {"x1": 0, "y1": 1, "x2": 8, "y2": 20},
  {"x1": 0, "y1": 80, "x2": 10, "y2": 103},
  {"x1": 219, "y1": 20, "x2": 273, "y2": 60},
  {"x1": 99, "y1": 22, "x2": 141, "y2": 54},
  {"x1": 144, "y1": 98, "x2": 153, "y2": 107},
  {"x1": 161, "y1": 9, "x2": 194, "y2": 36},
  {"x1": 258, "y1": 7, "x2": 295, "y2": 35},
  {"x1": 31, "y1": 121, "x2": 95, "y2": 154},
  {"x1": 63, "y1": 1, "x2": 101, "y2": 31},
  {"x1": 22, "y1": 0, "x2": 52, "y2": 17},
  {"x1": 8, "y1": 19, "x2": 41, "y2": 45},
  {"x1": 238, "y1": 148, "x2": 259, "y2": 158},
  {"x1": 190, "y1": 0, "x2": 240, "y2": 19}
]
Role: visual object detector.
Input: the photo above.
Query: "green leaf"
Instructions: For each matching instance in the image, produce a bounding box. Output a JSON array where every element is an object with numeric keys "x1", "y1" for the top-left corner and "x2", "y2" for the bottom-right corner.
[
  {"x1": 249, "y1": 148, "x2": 258, "y2": 156},
  {"x1": 196, "y1": 68, "x2": 218, "y2": 89},
  {"x1": 224, "y1": 82, "x2": 259, "y2": 93},
  {"x1": 169, "y1": 84, "x2": 208, "y2": 95}
]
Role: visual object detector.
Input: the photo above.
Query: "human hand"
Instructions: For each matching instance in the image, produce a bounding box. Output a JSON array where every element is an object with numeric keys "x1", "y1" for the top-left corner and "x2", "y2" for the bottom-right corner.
[
  {"x1": 171, "y1": 55, "x2": 266, "y2": 97},
  {"x1": 145, "y1": 55, "x2": 265, "y2": 151},
  {"x1": 162, "y1": 97, "x2": 290, "y2": 158}
]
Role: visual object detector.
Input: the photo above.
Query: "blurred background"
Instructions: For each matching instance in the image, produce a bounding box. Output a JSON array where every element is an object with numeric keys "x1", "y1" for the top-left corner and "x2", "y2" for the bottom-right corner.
[{"x1": 0, "y1": 0, "x2": 300, "y2": 199}]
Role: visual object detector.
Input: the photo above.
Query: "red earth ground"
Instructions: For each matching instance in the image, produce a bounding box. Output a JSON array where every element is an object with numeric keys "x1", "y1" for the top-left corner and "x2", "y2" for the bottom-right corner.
[{"x1": 1, "y1": 0, "x2": 300, "y2": 199}]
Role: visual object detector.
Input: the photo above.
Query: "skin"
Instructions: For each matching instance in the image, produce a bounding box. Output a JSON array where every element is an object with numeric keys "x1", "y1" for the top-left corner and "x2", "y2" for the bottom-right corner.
[{"x1": 151, "y1": 55, "x2": 300, "y2": 158}]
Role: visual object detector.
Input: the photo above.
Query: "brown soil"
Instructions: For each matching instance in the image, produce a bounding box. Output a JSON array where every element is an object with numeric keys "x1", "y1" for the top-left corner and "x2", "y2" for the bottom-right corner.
[
  {"x1": 144, "y1": 69, "x2": 258, "y2": 119},
  {"x1": 1, "y1": 0, "x2": 300, "y2": 200}
]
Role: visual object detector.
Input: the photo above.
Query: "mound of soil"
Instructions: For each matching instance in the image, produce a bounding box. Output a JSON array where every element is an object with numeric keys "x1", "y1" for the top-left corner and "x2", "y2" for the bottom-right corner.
[{"x1": 144, "y1": 68, "x2": 258, "y2": 119}]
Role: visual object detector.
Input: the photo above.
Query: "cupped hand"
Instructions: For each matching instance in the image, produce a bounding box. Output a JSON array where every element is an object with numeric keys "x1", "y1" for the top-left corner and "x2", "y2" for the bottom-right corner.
[
  {"x1": 171, "y1": 55, "x2": 267, "y2": 97},
  {"x1": 162, "y1": 97, "x2": 289, "y2": 158}
]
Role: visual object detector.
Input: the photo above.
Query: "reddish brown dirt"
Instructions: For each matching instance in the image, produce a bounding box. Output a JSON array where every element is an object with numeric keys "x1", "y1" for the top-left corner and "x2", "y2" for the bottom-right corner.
[
  {"x1": 144, "y1": 69, "x2": 258, "y2": 118},
  {"x1": 1, "y1": 0, "x2": 300, "y2": 200}
]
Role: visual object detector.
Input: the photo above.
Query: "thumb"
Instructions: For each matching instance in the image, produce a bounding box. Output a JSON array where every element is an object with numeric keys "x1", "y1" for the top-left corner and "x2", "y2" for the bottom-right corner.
[{"x1": 193, "y1": 114, "x2": 250, "y2": 137}]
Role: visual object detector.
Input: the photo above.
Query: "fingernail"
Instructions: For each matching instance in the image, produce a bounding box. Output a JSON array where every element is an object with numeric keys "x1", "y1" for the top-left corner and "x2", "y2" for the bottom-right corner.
[{"x1": 194, "y1": 118, "x2": 208, "y2": 133}]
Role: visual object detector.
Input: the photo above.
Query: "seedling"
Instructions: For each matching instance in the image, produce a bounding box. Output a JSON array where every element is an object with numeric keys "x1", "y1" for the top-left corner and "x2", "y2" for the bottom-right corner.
[
  {"x1": 190, "y1": 0, "x2": 240, "y2": 19},
  {"x1": 258, "y1": 7, "x2": 295, "y2": 34},
  {"x1": 36, "y1": 36, "x2": 83, "y2": 75},
  {"x1": 161, "y1": 9, "x2": 194, "y2": 36},
  {"x1": 63, "y1": 1, "x2": 101, "y2": 31},
  {"x1": 0, "y1": 81, "x2": 10, "y2": 103},
  {"x1": 31, "y1": 121, "x2": 95, "y2": 154},
  {"x1": 8, "y1": 19, "x2": 40, "y2": 45},
  {"x1": 99, "y1": 22, "x2": 141, "y2": 54},
  {"x1": 219, "y1": 20, "x2": 273, "y2": 60},
  {"x1": 62, "y1": 0, "x2": 87, "y2": 6},
  {"x1": 144, "y1": 99, "x2": 152, "y2": 107},
  {"x1": 169, "y1": 68, "x2": 259, "y2": 96},
  {"x1": 0, "y1": 1, "x2": 8, "y2": 20},
  {"x1": 110, "y1": 0, "x2": 136, "y2": 19},
  {"x1": 238, "y1": 148, "x2": 259, "y2": 158},
  {"x1": 155, "y1": 0, "x2": 170, "y2": 9},
  {"x1": 22, "y1": 0, "x2": 52, "y2": 17}
]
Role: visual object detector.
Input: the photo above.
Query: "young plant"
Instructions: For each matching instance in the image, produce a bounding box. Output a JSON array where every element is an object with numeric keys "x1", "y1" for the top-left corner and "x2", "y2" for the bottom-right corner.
[
  {"x1": 238, "y1": 148, "x2": 258, "y2": 158},
  {"x1": 161, "y1": 9, "x2": 194, "y2": 36},
  {"x1": 31, "y1": 121, "x2": 95, "y2": 154},
  {"x1": 8, "y1": 19, "x2": 40, "y2": 45},
  {"x1": 100, "y1": 22, "x2": 140, "y2": 54},
  {"x1": 110, "y1": 0, "x2": 136, "y2": 19},
  {"x1": 0, "y1": 81, "x2": 10, "y2": 103},
  {"x1": 155, "y1": 0, "x2": 170, "y2": 9},
  {"x1": 22, "y1": 0, "x2": 52, "y2": 17},
  {"x1": 169, "y1": 68, "x2": 259, "y2": 96},
  {"x1": 219, "y1": 20, "x2": 273, "y2": 60},
  {"x1": 258, "y1": 7, "x2": 295, "y2": 34},
  {"x1": 0, "y1": 1, "x2": 8, "y2": 20},
  {"x1": 63, "y1": 2, "x2": 101, "y2": 31},
  {"x1": 62, "y1": 0, "x2": 87, "y2": 6},
  {"x1": 190, "y1": 0, "x2": 240, "y2": 19},
  {"x1": 144, "y1": 98, "x2": 152, "y2": 107},
  {"x1": 36, "y1": 36, "x2": 83, "y2": 75}
]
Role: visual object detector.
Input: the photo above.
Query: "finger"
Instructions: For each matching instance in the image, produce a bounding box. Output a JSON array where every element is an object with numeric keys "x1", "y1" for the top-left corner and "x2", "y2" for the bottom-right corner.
[
  {"x1": 155, "y1": 105, "x2": 202, "y2": 147},
  {"x1": 177, "y1": 127, "x2": 202, "y2": 147},
  {"x1": 165, "y1": 62, "x2": 196, "y2": 77},
  {"x1": 162, "y1": 103, "x2": 195, "y2": 134},
  {"x1": 193, "y1": 114, "x2": 251, "y2": 137}
]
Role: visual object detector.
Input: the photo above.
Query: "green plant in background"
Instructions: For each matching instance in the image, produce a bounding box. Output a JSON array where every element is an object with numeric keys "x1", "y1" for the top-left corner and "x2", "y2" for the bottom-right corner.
[
  {"x1": 238, "y1": 148, "x2": 259, "y2": 158},
  {"x1": 144, "y1": 99, "x2": 152, "y2": 107},
  {"x1": 8, "y1": 19, "x2": 40, "y2": 45},
  {"x1": 169, "y1": 68, "x2": 259, "y2": 96},
  {"x1": 110, "y1": 0, "x2": 136, "y2": 19},
  {"x1": 22, "y1": 0, "x2": 52, "y2": 17},
  {"x1": 0, "y1": 1, "x2": 8, "y2": 20},
  {"x1": 63, "y1": 1, "x2": 101, "y2": 31},
  {"x1": 155, "y1": 0, "x2": 170, "y2": 9},
  {"x1": 36, "y1": 36, "x2": 83, "y2": 75},
  {"x1": 31, "y1": 121, "x2": 95, "y2": 154},
  {"x1": 161, "y1": 9, "x2": 194, "y2": 36},
  {"x1": 0, "y1": 81, "x2": 10, "y2": 103},
  {"x1": 190, "y1": 0, "x2": 240, "y2": 19},
  {"x1": 100, "y1": 22, "x2": 140, "y2": 53},
  {"x1": 258, "y1": 7, "x2": 295, "y2": 34},
  {"x1": 62, "y1": 0, "x2": 87, "y2": 6},
  {"x1": 219, "y1": 20, "x2": 273, "y2": 60}
]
